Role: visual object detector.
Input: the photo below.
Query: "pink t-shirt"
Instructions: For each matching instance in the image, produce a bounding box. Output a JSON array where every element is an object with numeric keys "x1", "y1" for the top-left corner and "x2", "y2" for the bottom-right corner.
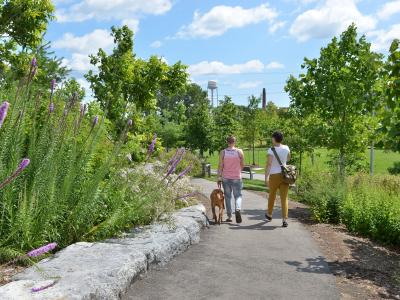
[{"x1": 222, "y1": 148, "x2": 242, "y2": 180}]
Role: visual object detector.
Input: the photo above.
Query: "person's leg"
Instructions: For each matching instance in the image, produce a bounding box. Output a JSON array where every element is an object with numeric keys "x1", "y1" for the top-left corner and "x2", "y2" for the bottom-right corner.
[
  {"x1": 232, "y1": 179, "x2": 243, "y2": 211},
  {"x1": 279, "y1": 181, "x2": 289, "y2": 227},
  {"x1": 267, "y1": 174, "x2": 280, "y2": 219},
  {"x1": 222, "y1": 179, "x2": 233, "y2": 220},
  {"x1": 232, "y1": 179, "x2": 243, "y2": 223}
]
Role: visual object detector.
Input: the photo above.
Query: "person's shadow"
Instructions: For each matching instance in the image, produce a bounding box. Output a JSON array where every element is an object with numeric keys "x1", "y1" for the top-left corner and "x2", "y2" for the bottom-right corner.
[{"x1": 228, "y1": 209, "x2": 281, "y2": 230}]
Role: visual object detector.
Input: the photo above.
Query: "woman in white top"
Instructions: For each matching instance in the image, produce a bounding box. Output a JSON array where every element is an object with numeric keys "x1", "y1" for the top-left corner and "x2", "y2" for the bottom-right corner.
[{"x1": 264, "y1": 131, "x2": 291, "y2": 227}]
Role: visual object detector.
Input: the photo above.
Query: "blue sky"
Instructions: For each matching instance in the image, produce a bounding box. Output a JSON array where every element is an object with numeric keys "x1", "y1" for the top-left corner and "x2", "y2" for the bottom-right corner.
[{"x1": 47, "y1": 0, "x2": 400, "y2": 107}]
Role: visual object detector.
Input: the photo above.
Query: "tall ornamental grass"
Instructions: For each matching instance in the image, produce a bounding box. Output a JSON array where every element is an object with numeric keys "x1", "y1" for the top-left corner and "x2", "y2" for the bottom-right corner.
[
  {"x1": 296, "y1": 169, "x2": 400, "y2": 246},
  {"x1": 0, "y1": 60, "x2": 195, "y2": 262}
]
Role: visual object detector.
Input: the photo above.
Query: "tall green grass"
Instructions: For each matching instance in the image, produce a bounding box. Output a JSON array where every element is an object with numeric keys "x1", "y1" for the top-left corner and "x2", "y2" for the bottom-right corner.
[
  {"x1": 0, "y1": 65, "x2": 194, "y2": 262},
  {"x1": 296, "y1": 169, "x2": 400, "y2": 246}
]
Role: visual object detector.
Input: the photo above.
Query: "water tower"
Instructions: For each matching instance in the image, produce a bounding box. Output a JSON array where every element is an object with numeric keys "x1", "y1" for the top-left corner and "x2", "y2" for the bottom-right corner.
[{"x1": 207, "y1": 80, "x2": 218, "y2": 107}]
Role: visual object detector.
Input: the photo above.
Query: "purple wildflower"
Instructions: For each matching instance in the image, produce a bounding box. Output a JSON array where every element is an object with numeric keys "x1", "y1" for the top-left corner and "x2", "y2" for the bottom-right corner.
[
  {"x1": 31, "y1": 66, "x2": 37, "y2": 77},
  {"x1": 49, "y1": 102, "x2": 54, "y2": 114},
  {"x1": 31, "y1": 57, "x2": 37, "y2": 67},
  {"x1": 165, "y1": 148, "x2": 186, "y2": 178},
  {"x1": 92, "y1": 115, "x2": 99, "y2": 127},
  {"x1": 50, "y1": 79, "x2": 56, "y2": 98},
  {"x1": 0, "y1": 101, "x2": 10, "y2": 128},
  {"x1": 0, "y1": 158, "x2": 31, "y2": 189},
  {"x1": 146, "y1": 133, "x2": 157, "y2": 159},
  {"x1": 27, "y1": 242, "x2": 57, "y2": 258},
  {"x1": 80, "y1": 104, "x2": 87, "y2": 117},
  {"x1": 167, "y1": 149, "x2": 180, "y2": 166},
  {"x1": 176, "y1": 164, "x2": 192, "y2": 180},
  {"x1": 31, "y1": 280, "x2": 57, "y2": 293}
]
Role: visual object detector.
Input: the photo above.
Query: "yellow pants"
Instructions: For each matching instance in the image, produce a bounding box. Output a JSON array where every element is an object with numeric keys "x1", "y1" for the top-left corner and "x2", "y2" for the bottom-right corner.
[{"x1": 268, "y1": 173, "x2": 289, "y2": 219}]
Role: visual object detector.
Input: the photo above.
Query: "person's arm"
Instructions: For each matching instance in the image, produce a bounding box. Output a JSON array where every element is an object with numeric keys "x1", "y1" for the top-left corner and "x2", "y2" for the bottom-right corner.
[
  {"x1": 265, "y1": 154, "x2": 273, "y2": 187},
  {"x1": 239, "y1": 149, "x2": 245, "y2": 170},
  {"x1": 287, "y1": 152, "x2": 291, "y2": 162},
  {"x1": 217, "y1": 150, "x2": 224, "y2": 182}
]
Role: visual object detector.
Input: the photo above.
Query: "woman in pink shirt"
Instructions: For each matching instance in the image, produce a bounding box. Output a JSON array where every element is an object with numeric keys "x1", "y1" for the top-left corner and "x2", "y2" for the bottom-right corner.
[{"x1": 217, "y1": 136, "x2": 245, "y2": 223}]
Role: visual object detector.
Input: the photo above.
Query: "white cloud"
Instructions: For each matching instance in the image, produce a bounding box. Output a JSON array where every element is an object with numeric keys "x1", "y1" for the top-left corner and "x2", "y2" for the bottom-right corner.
[
  {"x1": 269, "y1": 21, "x2": 286, "y2": 33},
  {"x1": 176, "y1": 3, "x2": 279, "y2": 38},
  {"x1": 188, "y1": 60, "x2": 265, "y2": 76},
  {"x1": 150, "y1": 40, "x2": 163, "y2": 48},
  {"x1": 77, "y1": 77, "x2": 91, "y2": 92},
  {"x1": 54, "y1": 29, "x2": 114, "y2": 73},
  {"x1": 122, "y1": 19, "x2": 140, "y2": 33},
  {"x1": 56, "y1": 0, "x2": 172, "y2": 22},
  {"x1": 266, "y1": 61, "x2": 285, "y2": 69},
  {"x1": 369, "y1": 24, "x2": 400, "y2": 51},
  {"x1": 290, "y1": 0, "x2": 377, "y2": 42},
  {"x1": 377, "y1": 0, "x2": 400, "y2": 20},
  {"x1": 68, "y1": 53, "x2": 93, "y2": 72},
  {"x1": 53, "y1": 29, "x2": 113, "y2": 54},
  {"x1": 238, "y1": 81, "x2": 262, "y2": 89}
]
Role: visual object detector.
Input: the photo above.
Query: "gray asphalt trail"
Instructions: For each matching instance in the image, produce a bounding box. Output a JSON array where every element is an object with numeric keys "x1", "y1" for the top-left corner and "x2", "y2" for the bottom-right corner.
[{"x1": 123, "y1": 178, "x2": 339, "y2": 300}]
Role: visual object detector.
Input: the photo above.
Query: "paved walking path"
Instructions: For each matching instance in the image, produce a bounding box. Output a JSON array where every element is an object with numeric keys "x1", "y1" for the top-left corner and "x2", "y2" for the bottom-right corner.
[{"x1": 124, "y1": 179, "x2": 339, "y2": 300}]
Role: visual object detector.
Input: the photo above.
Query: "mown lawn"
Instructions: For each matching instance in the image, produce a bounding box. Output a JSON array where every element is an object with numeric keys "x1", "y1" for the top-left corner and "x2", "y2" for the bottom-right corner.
[{"x1": 206, "y1": 148, "x2": 400, "y2": 174}]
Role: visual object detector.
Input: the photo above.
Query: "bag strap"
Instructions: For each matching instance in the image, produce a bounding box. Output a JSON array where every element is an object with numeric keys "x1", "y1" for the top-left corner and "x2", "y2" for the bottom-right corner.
[{"x1": 271, "y1": 147, "x2": 284, "y2": 167}]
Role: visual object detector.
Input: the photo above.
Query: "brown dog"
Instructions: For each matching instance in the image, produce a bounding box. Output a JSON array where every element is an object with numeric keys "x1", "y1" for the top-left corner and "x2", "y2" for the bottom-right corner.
[{"x1": 210, "y1": 187, "x2": 225, "y2": 225}]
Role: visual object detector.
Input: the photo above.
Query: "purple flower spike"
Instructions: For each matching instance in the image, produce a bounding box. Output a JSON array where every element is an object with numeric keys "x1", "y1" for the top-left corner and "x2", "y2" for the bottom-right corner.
[
  {"x1": 165, "y1": 148, "x2": 186, "y2": 178},
  {"x1": 167, "y1": 149, "x2": 180, "y2": 166},
  {"x1": 31, "y1": 66, "x2": 37, "y2": 77},
  {"x1": 31, "y1": 280, "x2": 57, "y2": 293},
  {"x1": 19, "y1": 159, "x2": 30, "y2": 170},
  {"x1": 49, "y1": 102, "x2": 54, "y2": 113},
  {"x1": 0, "y1": 101, "x2": 10, "y2": 128},
  {"x1": 31, "y1": 57, "x2": 37, "y2": 67},
  {"x1": 147, "y1": 133, "x2": 157, "y2": 158},
  {"x1": 50, "y1": 79, "x2": 56, "y2": 97},
  {"x1": 92, "y1": 115, "x2": 99, "y2": 127},
  {"x1": 0, "y1": 158, "x2": 31, "y2": 189},
  {"x1": 80, "y1": 104, "x2": 87, "y2": 117},
  {"x1": 27, "y1": 242, "x2": 57, "y2": 258},
  {"x1": 127, "y1": 119, "x2": 133, "y2": 127},
  {"x1": 177, "y1": 164, "x2": 192, "y2": 180}
]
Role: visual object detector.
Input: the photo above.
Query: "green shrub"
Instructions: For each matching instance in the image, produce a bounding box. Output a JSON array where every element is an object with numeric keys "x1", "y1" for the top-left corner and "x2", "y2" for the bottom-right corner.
[
  {"x1": 297, "y1": 170, "x2": 400, "y2": 246},
  {"x1": 342, "y1": 174, "x2": 400, "y2": 245},
  {"x1": 296, "y1": 168, "x2": 344, "y2": 223},
  {"x1": 388, "y1": 161, "x2": 400, "y2": 175}
]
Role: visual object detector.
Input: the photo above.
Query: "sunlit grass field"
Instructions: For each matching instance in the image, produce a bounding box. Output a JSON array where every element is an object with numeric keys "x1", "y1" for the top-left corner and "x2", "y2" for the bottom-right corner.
[{"x1": 206, "y1": 148, "x2": 400, "y2": 174}]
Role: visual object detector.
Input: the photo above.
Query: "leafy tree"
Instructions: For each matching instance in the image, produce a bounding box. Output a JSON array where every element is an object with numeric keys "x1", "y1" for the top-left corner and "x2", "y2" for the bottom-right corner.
[
  {"x1": 0, "y1": 0, "x2": 54, "y2": 76},
  {"x1": 212, "y1": 96, "x2": 240, "y2": 151},
  {"x1": 257, "y1": 101, "x2": 280, "y2": 146},
  {"x1": 382, "y1": 39, "x2": 400, "y2": 151},
  {"x1": 285, "y1": 24, "x2": 383, "y2": 175},
  {"x1": 56, "y1": 78, "x2": 85, "y2": 103},
  {"x1": 86, "y1": 26, "x2": 188, "y2": 134},
  {"x1": 186, "y1": 101, "x2": 213, "y2": 157},
  {"x1": 0, "y1": 0, "x2": 54, "y2": 48},
  {"x1": 241, "y1": 95, "x2": 261, "y2": 165}
]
